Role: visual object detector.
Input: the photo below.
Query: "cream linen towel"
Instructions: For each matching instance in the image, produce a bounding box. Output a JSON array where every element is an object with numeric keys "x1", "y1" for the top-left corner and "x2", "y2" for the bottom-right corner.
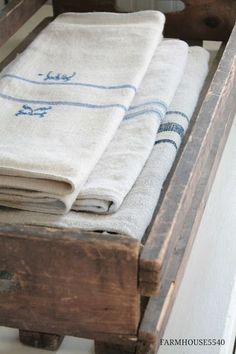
[
  {"x1": 0, "y1": 38, "x2": 188, "y2": 215},
  {"x1": 0, "y1": 11, "x2": 165, "y2": 214},
  {"x1": 73, "y1": 39, "x2": 189, "y2": 214},
  {"x1": 0, "y1": 46, "x2": 209, "y2": 240}
]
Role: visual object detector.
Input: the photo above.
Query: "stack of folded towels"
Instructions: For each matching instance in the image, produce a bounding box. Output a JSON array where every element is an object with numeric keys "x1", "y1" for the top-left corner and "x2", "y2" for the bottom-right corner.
[{"x1": 0, "y1": 11, "x2": 210, "y2": 240}]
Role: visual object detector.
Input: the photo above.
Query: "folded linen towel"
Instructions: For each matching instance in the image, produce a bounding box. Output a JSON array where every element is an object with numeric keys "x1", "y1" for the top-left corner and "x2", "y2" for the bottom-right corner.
[
  {"x1": 0, "y1": 46, "x2": 210, "y2": 240},
  {"x1": 72, "y1": 39, "x2": 189, "y2": 214},
  {"x1": 0, "y1": 39, "x2": 188, "y2": 215},
  {"x1": 0, "y1": 11, "x2": 165, "y2": 214}
]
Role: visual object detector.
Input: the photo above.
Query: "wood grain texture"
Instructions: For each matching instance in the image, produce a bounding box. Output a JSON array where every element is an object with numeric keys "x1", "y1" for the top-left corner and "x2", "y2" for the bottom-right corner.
[
  {"x1": 139, "y1": 44, "x2": 225, "y2": 296},
  {"x1": 0, "y1": 0, "x2": 47, "y2": 47},
  {"x1": 138, "y1": 23, "x2": 236, "y2": 354},
  {"x1": 137, "y1": 284, "x2": 175, "y2": 354},
  {"x1": 0, "y1": 224, "x2": 140, "y2": 342},
  {"x1": 165, "y1": 0, "x2": 236, "y2": 41},
  {"x1": 19, "y1": 330, "x2": 64, "y2": 351},
  {"x1": 0, "y1": 17, "x2": 52, "y2": 71},
  {"x1": 95, "y1": 341, "x2": 136, "y2": 354}
]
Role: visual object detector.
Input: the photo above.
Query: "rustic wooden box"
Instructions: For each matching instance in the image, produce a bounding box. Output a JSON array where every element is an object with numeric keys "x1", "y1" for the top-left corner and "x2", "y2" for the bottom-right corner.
[{"x1": 0, "y1": 1, "x2": 236, "y2": 353}]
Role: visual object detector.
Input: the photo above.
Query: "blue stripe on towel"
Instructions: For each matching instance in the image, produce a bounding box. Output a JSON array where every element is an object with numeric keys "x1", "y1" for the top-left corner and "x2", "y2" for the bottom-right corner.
[
  {"x1": 124, "y1": 108, "x2": 163, "y2": 121},
  {"x1": 158, "y1": 122, "x2": 185, "y2": 139},
  {"x1": 154, "y1": 139, "x2": 178, "y2": 150},
  {"x1": 0, "y1": 92, "x2": 128, "y2": 112},
  {"x1": 166, "y1": 110, "x2": 190, "y2": 123},
  {"x1": 130, "y1": 100, "x2": 168, "y2": 112},
  {"x1": 1, "y1": 74, "x2": 137, "y2": 92}
]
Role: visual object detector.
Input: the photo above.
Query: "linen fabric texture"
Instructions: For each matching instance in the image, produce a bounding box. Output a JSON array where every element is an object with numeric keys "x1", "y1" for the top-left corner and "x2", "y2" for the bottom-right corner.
[{"x1": 73, "y1": 39, "x2": 189, "y2": 214}]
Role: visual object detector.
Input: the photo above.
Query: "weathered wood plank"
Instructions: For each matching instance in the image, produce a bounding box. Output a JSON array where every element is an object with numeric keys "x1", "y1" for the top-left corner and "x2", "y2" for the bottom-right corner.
[
  {"x1": 140, "y1": 39, "x2": 235, "y2": 292},
  {"x1": 137, "y1": 283, "x2": 175, "y2": 354},
  {"x1": 95, "y1": 341, "x2": 136, "y2": 354},
  {"x1": 0, "y1": 0, "x2": 47, "y2": 47},
  {"x1": 0, "y1": 224, "x2": 141, "y2": 342},
  {"x1": 138, "y1": 23, "x2": 236, "y2": 353},
  {"x1": 0, "y1": 17, "x2": 52, "y2": 72},
  {"x1": 139, "y1": 44, "x2": 225, "y2": 296}
]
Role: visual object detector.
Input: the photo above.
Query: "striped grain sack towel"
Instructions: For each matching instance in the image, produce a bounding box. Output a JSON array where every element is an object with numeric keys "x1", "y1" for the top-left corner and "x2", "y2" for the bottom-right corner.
[
  {"x1": 72, "y1": 39, "x2": 189, "y2": 214},
  {"x1": 0, "y1": 11, "x2": 164, "y2": 215},
  {"x1": 0, "y1": 46, "x2": 210, "y2": 240}
]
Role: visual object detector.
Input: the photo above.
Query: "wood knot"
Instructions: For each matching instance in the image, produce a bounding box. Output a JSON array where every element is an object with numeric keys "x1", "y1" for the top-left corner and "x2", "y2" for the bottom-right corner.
[
  {"x1": 204, "y1": 16, "x2": 221, "y2": 28},
  {"x1": 0, "y1": 270, "x2": 13, "y2": 280}
]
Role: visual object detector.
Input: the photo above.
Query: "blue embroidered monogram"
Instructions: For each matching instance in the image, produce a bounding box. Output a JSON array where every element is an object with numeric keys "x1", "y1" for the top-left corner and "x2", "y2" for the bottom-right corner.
[
  {"x1": 38, "y1": 71, "x2": 76, "y2": 82},
  {"x1": 15, "y1": 105, "x2": 52, "y2": 118}
]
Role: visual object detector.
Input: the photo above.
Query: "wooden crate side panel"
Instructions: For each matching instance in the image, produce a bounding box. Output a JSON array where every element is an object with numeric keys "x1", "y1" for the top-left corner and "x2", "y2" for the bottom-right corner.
[
  {"x1": 0, "y1": 225, "x2": 140, "y2": 339},
  {"x1": 140, "y1": 27, "x2": 236, "y2": 292},
  {"x1": 0, "y1": 17, "x2": 52, "y2": 72},
  {"x1": 138, "y1": 24, "x2": 236, "y2": 354},
  {"x1": 0, "y1": 0, "x2": 47, "y2": 47},
  {"x1": 139, "y1": 44, "x2": 225, "y2": 296}
]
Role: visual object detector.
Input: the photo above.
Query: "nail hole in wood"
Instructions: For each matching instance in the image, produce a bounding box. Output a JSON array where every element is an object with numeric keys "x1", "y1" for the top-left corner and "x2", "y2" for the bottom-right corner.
[{"x1": 204, "y1": 16, "x2": 221, "y2": 28}]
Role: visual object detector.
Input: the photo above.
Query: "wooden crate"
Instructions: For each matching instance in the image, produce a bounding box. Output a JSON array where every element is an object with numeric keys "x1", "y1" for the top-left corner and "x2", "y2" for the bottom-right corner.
[{"x1": 0, "y1": 1, "x2": 236, "y2": 353}]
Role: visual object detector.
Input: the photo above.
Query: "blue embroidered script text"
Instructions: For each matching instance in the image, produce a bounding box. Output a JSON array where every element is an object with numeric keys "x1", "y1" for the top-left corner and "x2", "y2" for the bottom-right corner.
[
  {"x1": 15, "y1": 105, "x2": 52, "y2": 118},
  {"x1": 38, "y1": 71, "x2": 76, "y2": 82}
]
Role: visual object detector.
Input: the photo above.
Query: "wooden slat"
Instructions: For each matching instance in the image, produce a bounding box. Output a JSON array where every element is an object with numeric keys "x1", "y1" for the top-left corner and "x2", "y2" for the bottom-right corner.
[
  {"x1": 138, "y1": 131, "x2": 231, "y2": 352},
  {"x1": 141, "y1": 31, "x2": 236, "y2": 286},
  {"x1": 0, "y1": 17, "x2": 52, "y2": 71},
  {"x1": 95, "y1": 340, "x2": 137, "y2": 354},
  {"x1": 138, "y1": 23, "x2": 236, "y2": 353},
  {"x1": 0, "y1": 224, "x2": 140, "y2": 343},
  {"x1": 138, "y1": 117, "x2": 236, "y2": 352},
  {"x1": 139, "y1": 44, "x2": 225, "y2": 296},
  {"x1": 0, "y1": 0, "x2": 47, "y2": 47}
]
